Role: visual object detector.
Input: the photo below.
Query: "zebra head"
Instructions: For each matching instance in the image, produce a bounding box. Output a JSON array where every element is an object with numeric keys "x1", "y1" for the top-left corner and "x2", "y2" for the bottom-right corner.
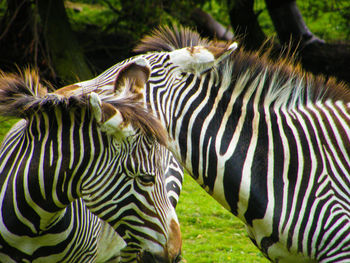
[
  {"x1": 84, "y1": 92, "x2": 182, "y2": 262},
  {"x1": 0, "y1": 70, "x2": 182, "y2": 263}
]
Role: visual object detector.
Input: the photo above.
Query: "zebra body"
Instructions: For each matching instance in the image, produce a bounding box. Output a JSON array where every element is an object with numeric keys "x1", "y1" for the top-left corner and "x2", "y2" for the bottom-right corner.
[
  {"x1": 72, "y1": 27, "x2": 350, "y2": 262},
  {"x1": 139, "y1": 32, "x2": 350, "y2": 262},
  {"x1": 0, "y1": 70, "x2": 182, "y2": 262}
]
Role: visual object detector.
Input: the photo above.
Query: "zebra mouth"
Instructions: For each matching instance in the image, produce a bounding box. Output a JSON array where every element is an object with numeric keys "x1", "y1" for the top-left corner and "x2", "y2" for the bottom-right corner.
[
  {"x1": 136, "y1": 249, "x2": 182, "y2": 263},
  {"x1": 137, "y1": 250, "x2": 165, "y2": 263}
]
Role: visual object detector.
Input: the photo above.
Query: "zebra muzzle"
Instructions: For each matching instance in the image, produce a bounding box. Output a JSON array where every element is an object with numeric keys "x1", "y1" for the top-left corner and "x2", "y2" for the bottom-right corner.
[{"x1": 138, "y1": 250, "x2": 182, "y2": 263}]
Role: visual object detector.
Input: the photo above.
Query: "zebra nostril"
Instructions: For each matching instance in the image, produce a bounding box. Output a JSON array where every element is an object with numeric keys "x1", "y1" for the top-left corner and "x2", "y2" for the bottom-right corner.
[{"x1": 173, "y1": 252, "x2": 182, "y2": 263}]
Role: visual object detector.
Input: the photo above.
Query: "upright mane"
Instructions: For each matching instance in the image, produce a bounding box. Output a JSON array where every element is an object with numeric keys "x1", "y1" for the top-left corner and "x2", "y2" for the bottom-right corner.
[
  {"x1": 136, "y1": 25, "x2": 350, "y2": 105},
  {"x1": 0, "y1": 69, "x2": 167, "y2": 144},
  {"x1": 226, "y1": 47, "x2": 350, "y2": 105},
  {"x1": 0, "y1": 69, "x2": 89, "y2": 118},
  {"x1": 134, "y1": 25, "x2": 211, "y2": 53}
]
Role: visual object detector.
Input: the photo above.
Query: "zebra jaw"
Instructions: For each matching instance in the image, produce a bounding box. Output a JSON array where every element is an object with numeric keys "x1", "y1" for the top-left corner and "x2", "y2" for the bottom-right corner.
[{"x1": 168, "y1": 42, "x2": 238, "y2": 75}]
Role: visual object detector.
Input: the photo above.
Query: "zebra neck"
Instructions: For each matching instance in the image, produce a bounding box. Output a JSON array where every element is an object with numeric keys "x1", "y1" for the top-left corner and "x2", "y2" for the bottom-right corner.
[{"x1": 1, "y1": 109, "x2": 106, "y2": 215}]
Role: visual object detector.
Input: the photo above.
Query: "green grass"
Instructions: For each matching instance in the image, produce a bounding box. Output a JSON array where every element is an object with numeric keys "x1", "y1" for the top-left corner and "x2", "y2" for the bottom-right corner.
[
  {"x1": 0, "y1": 118, "x2": 18, "y2": 140},
  {"x1": 177, "y1": 174, "x2": 268, "y2": 263}
]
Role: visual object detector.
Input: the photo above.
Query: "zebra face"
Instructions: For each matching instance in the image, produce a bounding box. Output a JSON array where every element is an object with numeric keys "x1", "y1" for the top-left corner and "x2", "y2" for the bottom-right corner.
[
  {"x1": 118, "y1": 136, "x2": 182, "y2": 262},
  {"x1": 84, "y1": 93, "x2": 182, "y2": 262}
]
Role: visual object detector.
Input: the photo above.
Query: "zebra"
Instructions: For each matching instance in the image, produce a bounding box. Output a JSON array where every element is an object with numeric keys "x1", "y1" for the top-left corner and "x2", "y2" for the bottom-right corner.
[
  {"x1": 0, "y1": 116, "x2": 184, "y2": 263},
  {"x1": 0, "y1": 113, "x2": 184, "y2": 263},
  {"x1": 0, "y1": 68, "x2": 182, "y2": 262},
  {"x1": 70, "y1": 26, "x2": 350, "y2": 262}
]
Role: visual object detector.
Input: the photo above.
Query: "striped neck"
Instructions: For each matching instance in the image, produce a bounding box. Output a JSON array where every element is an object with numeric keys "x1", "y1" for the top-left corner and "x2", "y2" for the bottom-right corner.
[{"x1": 7, "y1": 108, "x2": 107, "y2": 212}]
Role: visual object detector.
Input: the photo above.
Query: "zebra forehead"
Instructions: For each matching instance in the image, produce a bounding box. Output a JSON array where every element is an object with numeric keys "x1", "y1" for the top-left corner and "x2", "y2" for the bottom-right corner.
[
  {"x1": 54, "y1": 84, "x2": 82, "y2": 97},
  {"x1": 168, "y1": 46, "x2": 215, "y2": 70}
]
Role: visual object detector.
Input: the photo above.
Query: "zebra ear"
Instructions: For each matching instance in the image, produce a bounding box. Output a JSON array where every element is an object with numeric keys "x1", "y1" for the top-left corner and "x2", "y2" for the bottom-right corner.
[
  {"x1": 89, "y1": 92, "x2": 134, "y2": 138},
  {"x1": 169, "y1": 42, "x2": 238, "y2": 74},
  {"x1": 114, "y1": 58, "x2": 151, "y2": 96},
  {"x1": 90, "y1": 92, "x2": 103, "y2": 122}
]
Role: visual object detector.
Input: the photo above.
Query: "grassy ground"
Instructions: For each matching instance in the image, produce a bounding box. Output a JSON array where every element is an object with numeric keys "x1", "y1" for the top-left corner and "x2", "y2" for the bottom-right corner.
[
  {"x1": 177, "y1": 174, "x2": 268, "y2": 263},
  {"x1": 0, "y1": 118, "x2": 18, "y2": 140}
]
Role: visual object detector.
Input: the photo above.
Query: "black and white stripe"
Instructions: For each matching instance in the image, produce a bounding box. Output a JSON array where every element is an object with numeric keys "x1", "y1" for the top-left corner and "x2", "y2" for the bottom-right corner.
[
  {"x1": 74, "y1": 26, "x2": 350, "y2": 262},
  {"x1": 142, "y1": 39, "x2": 350, "y2": 262},
  {"x1": 0, "y1": 72, "x2": 182, "y2": 262}
]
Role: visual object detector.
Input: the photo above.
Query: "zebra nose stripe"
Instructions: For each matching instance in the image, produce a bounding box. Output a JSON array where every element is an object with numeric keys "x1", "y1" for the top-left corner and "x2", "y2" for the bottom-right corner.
[{"x1": 167, "y1": 219, "x2": 182, "y2": 262}]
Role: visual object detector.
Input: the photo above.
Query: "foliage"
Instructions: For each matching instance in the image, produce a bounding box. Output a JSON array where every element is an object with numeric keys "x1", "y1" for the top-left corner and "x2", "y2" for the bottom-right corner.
[
  {"x1": 231, "y1": 0, "x2": 350, "y2": 42},
  {"x1": 63, "y1": 0, "x2": 350, "y2": 66},
  {"x1": 66, "y1": 0, "x2": 201, "y2": 49},
  {"x1": 1, "y1": 0, "x2": 349, "y2": 83},
  {"x1": 202, "y1": 0, "x2": 231, "y2": 26},
  {"x1": 297, "y1": 0, "x2": 350, "y2": 40}
]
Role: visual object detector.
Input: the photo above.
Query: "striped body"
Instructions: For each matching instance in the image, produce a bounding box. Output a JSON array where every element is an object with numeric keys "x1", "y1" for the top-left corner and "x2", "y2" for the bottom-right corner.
[
  {"x1": 143, "y1": 45, "x2": 350, "y2": 262},
  {"x1": 0, "y1": 71, "x2": 182, "y2": 262},
  {"x1": 71, "y1": 26, "x2": 350, "y2": 262}
]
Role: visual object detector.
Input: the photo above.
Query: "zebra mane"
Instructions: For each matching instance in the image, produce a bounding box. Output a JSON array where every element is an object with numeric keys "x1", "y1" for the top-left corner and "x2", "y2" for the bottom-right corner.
[
  {"x1": 226, "y1": 48, "x2": 350, "y2": 106},
  {"x1": 134, "y1": 25, "x2": 211, "y2": 53},
  {"x1": 136, "y1": 25, "x2": 350, "y2": 105},
  {"x1": 0, "y1": 69, "x2": 167, "y2": 144},
  {"x1": 0, "y1": 69, "x2": 89, "y2": 118},
  {"x1": 105, "y1": 97, "x2": 168, "y2": 145}
]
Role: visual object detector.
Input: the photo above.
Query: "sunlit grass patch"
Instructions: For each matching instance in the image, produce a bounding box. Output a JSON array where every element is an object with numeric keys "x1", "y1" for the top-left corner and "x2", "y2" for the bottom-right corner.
[
  {"x1": 0, "y1": 117, "x2": 18, "y2": 141},
  {"x1": 177, "y1": 174, "x2": 268, "y2": 263}
]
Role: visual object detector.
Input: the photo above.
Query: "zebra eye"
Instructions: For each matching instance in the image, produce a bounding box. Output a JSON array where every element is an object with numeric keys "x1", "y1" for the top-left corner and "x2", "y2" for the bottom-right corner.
[{"x1": 138, "y1": 174, "x2": 155, "y2": 185}]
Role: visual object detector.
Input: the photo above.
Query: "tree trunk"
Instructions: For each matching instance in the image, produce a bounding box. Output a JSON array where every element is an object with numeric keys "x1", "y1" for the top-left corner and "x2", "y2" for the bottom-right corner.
[
  {"x1": 265, "y1": 0, "x2": 324, "y2": 47},
  {"x1": 0, "y1": 0, "x2": 33, "y2": 67},
  {"x1": 37, "y1": 0, "x2": 92, "y2": 84},
  {"x1": 228, "y1": 0, "x2": 266, "y2": 50},
  {"x1": 191, "y1": 8, "x2": 234, "y2": 41}
]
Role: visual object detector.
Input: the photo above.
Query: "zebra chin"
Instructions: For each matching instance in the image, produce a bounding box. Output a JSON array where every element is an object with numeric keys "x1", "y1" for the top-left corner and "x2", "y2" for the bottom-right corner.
[
  {"x1": 137, "y1": 250, "x2": 182, "y2": 263},
  {"x1": 119, "y1": 219, "x2": 182, "y2": 263},
  {"x1": 120, "y1": 247, "x2": 182, "y2": 263}
]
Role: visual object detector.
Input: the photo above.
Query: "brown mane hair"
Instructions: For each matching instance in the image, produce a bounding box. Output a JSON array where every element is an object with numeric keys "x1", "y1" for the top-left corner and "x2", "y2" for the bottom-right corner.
[
  {"x1": 135, "y1": 25, "x2": 350, "y2": 104},
  {"x1": 0, "y1": 69, "x2": 89, "y2": 118},
  {"x1": 107, "y1": 98, "x2": 168, "y2": 145},
  {"x1": 134, "y1": 25, "x2": 211, "y2": 53},
  {"x1": 0, "y1": 69, "x2": 167, "y2": 144},
  {"x1": 228, "y1": 46, "x2": 350, "y2": 103}
]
